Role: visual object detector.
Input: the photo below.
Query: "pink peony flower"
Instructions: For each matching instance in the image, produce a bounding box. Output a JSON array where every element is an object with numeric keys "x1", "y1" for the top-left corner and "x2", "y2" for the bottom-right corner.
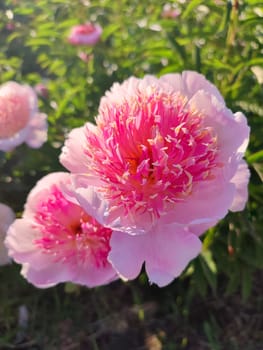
[
  {"x1": 0, "y1": 203, "x2": 15, "y2": 265},
  {"x1": 0, "y1": 81, "x2": 48, "y2": 152},
  {"x1": 60, "y1": 71, "x2": 250, "y2": 286},
  {"x1": 68, "y1": 23, "x2": 102, "y2": 46},
  {"x1": 5, "y1": 172, "x2": 118, "y2": 288}
]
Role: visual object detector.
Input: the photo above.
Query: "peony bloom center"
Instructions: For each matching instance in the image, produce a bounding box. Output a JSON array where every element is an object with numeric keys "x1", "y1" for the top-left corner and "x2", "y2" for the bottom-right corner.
[
  {"x1": 34, "y1": 185, "x2": 112, "y2": 268},
  {"x1": 0, "y1": 92, "x2": 30, "y2": 138},
  {"x1": 84, "y1": 87, "x2": 219, "y2": 218}
]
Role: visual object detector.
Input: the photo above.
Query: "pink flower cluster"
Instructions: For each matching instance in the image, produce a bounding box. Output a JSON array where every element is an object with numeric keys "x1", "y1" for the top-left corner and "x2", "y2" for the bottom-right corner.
[
  {"x1": 0, "y1": 81, "x2": 48, "y2": 151},
  {"x1": 5, "y1": 71, "x2": 250, "y2": 288}
]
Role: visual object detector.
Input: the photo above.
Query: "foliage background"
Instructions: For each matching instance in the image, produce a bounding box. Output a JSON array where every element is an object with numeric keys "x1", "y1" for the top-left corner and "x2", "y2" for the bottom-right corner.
[{"x1": 0, "y1": 0, "x2": 262, "y2": 349}]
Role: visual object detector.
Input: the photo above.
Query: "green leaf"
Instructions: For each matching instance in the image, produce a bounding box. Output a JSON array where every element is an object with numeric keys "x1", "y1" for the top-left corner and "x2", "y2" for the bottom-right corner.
[
  {"x1": 181, "y1": 0, "x2": 204, "y2": 19},
  {"x1": 193, "y1": 259, "x2": 208, "y2": 297},
  {"x1": 203, "y1": 227, "x2": 217, "y2": 250},
  {"x1": 247, "y1": 150, "x2": 263, "y2": 164},
  {"x1": 199, "y1": 251, "x2": 217, "y2": 293},
  {"x1": 253, "y1": 163, "x2": 263, "y2": 182},
  {"x1": 101, "y1": 23, "x2": 121, "y2": 41}
]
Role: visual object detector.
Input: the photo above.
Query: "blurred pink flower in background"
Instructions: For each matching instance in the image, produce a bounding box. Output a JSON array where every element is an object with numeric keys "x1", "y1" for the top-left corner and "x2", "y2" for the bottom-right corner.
[
  {"x1": 5, "y1": 172, "x2": 118, "y2": 288},
  {"x1": 68, "y1": 23, "x2": 102, "y2": 46},
  {"x1": 6, "y1": 22, "x2": 15, "y2": 31},
  {"x1": 162, "y1": 4, "x2": 181, "y2": 19},
  {"x1": 78, "y1": 51, "x2": 93, "y2": 63},
  {"x1": 60, "y1": 71, "x2": 250, "y2": 286},
  {"x1": 0, "y1": 81, "x2": 48, "y2": 152},
  {"x1": 34, "y1": 83, "x2": 49, "y2": 99},
  {"x1": 0, "y1": 203, "x2": 15, "y2": 265}
]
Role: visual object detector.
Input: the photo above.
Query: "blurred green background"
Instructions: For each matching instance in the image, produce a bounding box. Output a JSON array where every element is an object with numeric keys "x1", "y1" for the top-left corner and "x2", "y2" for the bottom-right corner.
[{"x1": 0, "y1": 1, "x2": 262, "y2": 349}]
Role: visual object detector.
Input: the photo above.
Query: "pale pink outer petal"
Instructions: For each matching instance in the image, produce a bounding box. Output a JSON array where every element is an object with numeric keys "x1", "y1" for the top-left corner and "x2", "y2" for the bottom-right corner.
[
  {"x1": 0, "y1": 203, "x2": 15, "y2": 265},
  {"x1": 21, "y1": 257, "x2": 117, "y2": 288},
  {"x1": 145, "y1": 225, "x2": 202, "y2": 287},
  {"x1": 100, "y1": 77, "x2": 142, "y2": 106},
  {"x1": 70, "y1": 263, "x2": 118, "y2": 287},
  {"x1": 166, "y1": 181, "x2": 236, "y2": 226},
  {"x1": 188, "y1": 220, "x2": 218, "y2": 237},
  {"x1": 72, "y1": 184, "x2": 110, "y2": 226},
  {"x1": 108, "y1": 231, "x2": 146, "y2": 280},
  {"x1": 0, "y1": 127, "x2": 31, "y2": 152},
  {"x1": 234, "y1": 112, "x2": 250, "y2": 155},
  {"x1": 5, "y1": 219, "x2": 50, "y2": 268},
  {"x1": 25, "y1": 112, "x2": 48, "y2": 148},
  {"x1": 188, "y1": 91, "x2": 250, "y2": 165},
  {"x1": 230, "y1": 160, "x2": 250, "y2": 212},
  {"x1": 160, "y1": 70, "x2": 225, "y2": 103},
  {"x1": 23, "y1": 172, "x2": 71, "y2": 217},
  {"x1": 109, "y1": 224, "x2": 202, "y2": 287},
  {"x1": 60, "y1": 125, "x2": 90, "y2": 173},
  {"x1": 21, "y1": 262, "x2": 74, "y2": 288}
]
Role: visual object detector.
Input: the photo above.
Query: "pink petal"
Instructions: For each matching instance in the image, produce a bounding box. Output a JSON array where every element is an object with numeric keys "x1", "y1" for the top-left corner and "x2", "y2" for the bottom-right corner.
[
  {"x1": 25, "y1": 112, "x2": 48, "y2": 148},
  {"x1": 234, "y1": 112, "x2": 250, "y2": 155},
  {"x1": 145, "y1": 225, "x2": 202, "y2": 287},
  {"x1": 108, "y1": 231, "x2": 146, "y2": 280},
  {"x1": 22, "y1": 260, "x2": 117, "y2": 288},
  {"x1": 72, "y1": 175, "x2": 153, "y2": 233},
  {"x1": 0, "y1": 127, "x2": 30, "y2": 152},
  {"x1": 109, "y1": 224, "x2": 202, "y2": 287},
  {"x1": 73, "y1": 184, "x2": 110, "y2": 225},
  {"x1": 21, "y1": 262, "x2": 74, "y2": 288},
  {"x1": 71, "y1": 263, "x2": 118, "y2": 287},
  {"x1": 60, "y1": 126, "x2": 89, "y2": 173},
  {"x1": 230, "y1": 160, "x2": 250, "y2": 211},
  {"x1": 188, "y1": 220, "x2": 218, "y2": 237},
  {"x1": 160, "y1": 71, "x2": 225, "y2": 103},
  {"x1": 24, "y1": 172, "x2": 71, "y2": 216},
  {"x1": 188, "y1": 91, "x2": 249, "y2": 162},
  {"x1": 5, "y1": 219, "x2": 50, "y2": 269},
  {"x1": 166, "y1": 181, "x2": 236, "y2": 226}
]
